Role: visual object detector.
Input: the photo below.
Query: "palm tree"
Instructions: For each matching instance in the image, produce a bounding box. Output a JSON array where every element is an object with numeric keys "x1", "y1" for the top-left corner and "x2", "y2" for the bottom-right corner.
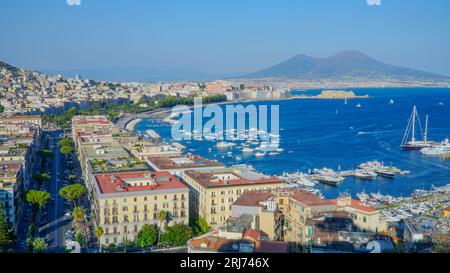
[
  {"x1": 157, "y1": 210, "x2": 167, "y2": 245},
  {"x1": 72, "y1": 206, "x2": 85, "y2": 223},
  {"x1": 95, "y1": 226, "x2": 104, "y2": 253}
]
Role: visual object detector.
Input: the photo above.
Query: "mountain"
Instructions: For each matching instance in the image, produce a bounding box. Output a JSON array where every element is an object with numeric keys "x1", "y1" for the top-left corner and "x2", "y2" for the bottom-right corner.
[
  {"x1": 243, "y1": 50, "x2": 449, "y2": 80},
  {"x1": 0, "y1": 61, "x2": 19, "y2": 72}
]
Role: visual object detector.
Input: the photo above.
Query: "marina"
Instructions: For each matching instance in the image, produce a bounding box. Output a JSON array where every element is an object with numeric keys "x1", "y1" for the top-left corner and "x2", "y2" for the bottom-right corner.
[{"x1": 135, "y1": 88, "x2": 450, "y2": 200}]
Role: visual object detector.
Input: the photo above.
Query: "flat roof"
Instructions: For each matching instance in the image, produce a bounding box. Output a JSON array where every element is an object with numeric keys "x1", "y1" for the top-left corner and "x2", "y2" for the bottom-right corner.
[
  {"x1": 94, "y1": 171, "x2": 188, "y2": 194},
  {"x1": 147, "y1": 154, "x2": 224, "y2": 171},
  {"x1": 184, "y1": 168, "x2": 284, "y2": 188}
]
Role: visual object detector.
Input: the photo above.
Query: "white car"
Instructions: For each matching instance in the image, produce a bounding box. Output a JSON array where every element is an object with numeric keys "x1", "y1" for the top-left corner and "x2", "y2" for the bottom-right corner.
[{"x1": 64, "y1": 212, "x2": 72, "y2": 218}]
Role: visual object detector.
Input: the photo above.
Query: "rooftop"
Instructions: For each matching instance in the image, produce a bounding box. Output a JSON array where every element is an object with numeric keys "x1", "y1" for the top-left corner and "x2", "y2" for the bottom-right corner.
[
  {"x1": 147, "y1": 154, "x2": 224, "y2": 171},
  {"x1": 94, "y1": 171, "x2": 188, "y2": 195},
  {"x1": 183, "y1": 167, "x2": 284, "y2": 188}
]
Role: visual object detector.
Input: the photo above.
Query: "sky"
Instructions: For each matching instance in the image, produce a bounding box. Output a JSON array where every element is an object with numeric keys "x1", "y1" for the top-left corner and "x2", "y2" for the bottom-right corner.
[{"x1": 1, "y1": 0, "x2": 450, "y2": 81}]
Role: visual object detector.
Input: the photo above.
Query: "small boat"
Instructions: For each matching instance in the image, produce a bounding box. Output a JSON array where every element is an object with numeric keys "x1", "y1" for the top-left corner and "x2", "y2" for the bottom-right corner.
[
  {"x1": 376, "y1": 170, "x2": 395, "y2": 178},
  {"x1": 356, "y1": 190, "x2": 370, "y2": 202},
  {"x1": 315, "y1": 175, "x2": 342, "y2": 186},
  {"x1": 354, "y1": 171, "x2": 376, "y2": 180},
  {"x1": 356, "y1": 103, "x2": 362, "y2": 108},
  {"x1": 255, "y1": 152, "x2": 265, "y2": 157},
  {"x1": 275, "y1": 148, "x2": 284, "y2": 152},
  {"x1": 371, "y1": 192, "x2": 384, "y2": 200},
  {"x1": 389, "y1": 99, "x2": 395, "y2": 104},
  {"x1": 268, "y1": 152, "x2": 279, "y2": 156},
  {"x1": 438, "y1": 102, "x2": 445, "y2": 106},
  {"x1": 216, "y1": 142, "x2": 236, "y2": 148},
  {"x1": 242, "y1": 147, "x2": 254, "y2": 153}
]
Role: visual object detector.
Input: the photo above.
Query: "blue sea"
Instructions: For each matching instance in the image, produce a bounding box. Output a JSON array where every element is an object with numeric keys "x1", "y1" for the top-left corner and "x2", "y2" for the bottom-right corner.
[{"x1": 135, "y1": 88, "x2": 450, "y2": 199}]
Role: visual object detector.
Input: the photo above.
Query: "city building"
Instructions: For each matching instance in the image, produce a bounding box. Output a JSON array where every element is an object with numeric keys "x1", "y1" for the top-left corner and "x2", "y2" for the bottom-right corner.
[
  {"x1": 93, "y1": 171, "x2": 189, "y2": 246},
  {"x1": 181, "y1": 167, "x2": 285, "y2": 227}
]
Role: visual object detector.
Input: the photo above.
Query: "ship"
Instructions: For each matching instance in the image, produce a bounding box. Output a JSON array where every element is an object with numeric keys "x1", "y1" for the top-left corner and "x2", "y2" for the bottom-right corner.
[
  {"x1": 420, "y1": 138, "x2": 450, "y2": 156},
  {"x1": 400, "y1": 106, "x2": 436, "y2": 150}
]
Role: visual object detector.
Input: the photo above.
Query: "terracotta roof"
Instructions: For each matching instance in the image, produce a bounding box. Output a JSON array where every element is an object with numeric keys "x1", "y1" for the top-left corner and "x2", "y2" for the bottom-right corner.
[
  {"x1": 290, "y1": 190, "x2": 335, "y2": 207},
  {"x1": 243, "y1": 228, "x2": 260, "y2": 241},
  {"x1": 254, "y1": 241, "x2": 289, "y2": 253},
  {"x1": 94, "y1": 171, "x2": 188, "y2": 194},
  {"x1": 330, "y1": 199, "x2": 377, "y2": 213},
  {"x1": 233, "y1": 191, "x2": 274, "y2": 207}
]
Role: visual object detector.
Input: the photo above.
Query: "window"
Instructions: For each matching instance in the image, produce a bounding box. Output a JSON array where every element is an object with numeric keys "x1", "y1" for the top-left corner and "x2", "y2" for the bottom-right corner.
[{"x1": 363, "y1": 216, "x2": 367, "y2": 223}]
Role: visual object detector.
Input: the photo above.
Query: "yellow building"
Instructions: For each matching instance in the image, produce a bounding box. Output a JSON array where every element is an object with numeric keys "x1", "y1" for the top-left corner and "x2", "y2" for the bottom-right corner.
[
  {"x1": 181, "y1": 167, "x2": 285, "y2": 228},
  {"x1": 93, "y1": 171, "x2": 189, "y2": 246},
  {"x1": 332, "y1": 195, "x2": 388, "y2": 233}
]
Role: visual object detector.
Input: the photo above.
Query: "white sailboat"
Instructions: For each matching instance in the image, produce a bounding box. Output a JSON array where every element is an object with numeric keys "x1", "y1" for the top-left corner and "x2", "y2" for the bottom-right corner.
[{"x1": 400, "y1": 106, "x2": 435, "y2": 150}]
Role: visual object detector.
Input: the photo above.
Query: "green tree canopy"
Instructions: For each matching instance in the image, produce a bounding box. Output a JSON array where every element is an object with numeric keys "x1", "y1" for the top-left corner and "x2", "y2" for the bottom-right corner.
[
  {"x1": 37, "y1": 149, "x2": 55, "y2": 158},
  {"x1": 136, "y1": 224, "x2": 158, "y2": 248},
  {"x1": 25, "y1": 190, "x2": 50, "y2": 209},
  {"x1": 57, "y1": 138, "x2": 73, "y2": 147},
  {"x1": 32, "y1": 237, "x2": 47, "y2": 253},
  {"x1": 32, "y1": 173, "x2": 52, "y2": 184},
  {"x1": 0, "y1": 203, "x2": 13, "y2": 251},
  {"x1": 160, "y1": 223, "x2": 193, "y2": 247},
  {"x1": 191, "y1": 216, "x2": 211, "y2": 236},
  {"x1": 59, "y1": 184, "x2": 87, "y2": 206},
  {"x1": 72, "y1": 206, "x2": 85, "y2": 223},
  {"x1": 60, "y1": 145, "x2": 74, "y2": 155}
]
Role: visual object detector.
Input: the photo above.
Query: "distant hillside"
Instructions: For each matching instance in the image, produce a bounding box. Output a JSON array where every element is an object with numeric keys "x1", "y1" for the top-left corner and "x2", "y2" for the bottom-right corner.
[
  {"x1": 243, "y1": 50, "x2": 449, "y2": 81},
  {"x1": 0, "y1": 61, "x2": 19, "y2": 72}
]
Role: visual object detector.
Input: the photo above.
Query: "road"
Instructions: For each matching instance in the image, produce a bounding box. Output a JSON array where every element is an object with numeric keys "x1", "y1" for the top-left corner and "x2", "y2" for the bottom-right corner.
[{"x1": 42, "y1": 130, "x2": 71, "y2": 252}]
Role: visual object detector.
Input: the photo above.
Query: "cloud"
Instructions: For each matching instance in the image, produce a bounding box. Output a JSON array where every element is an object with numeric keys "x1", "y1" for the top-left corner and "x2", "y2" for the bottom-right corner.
[
  {"x1": 67, "y1": 0, "x2": 81, "y2": 6},
  {"x1": 367, "y1": 0, "x2": 381, "y2": 5}
]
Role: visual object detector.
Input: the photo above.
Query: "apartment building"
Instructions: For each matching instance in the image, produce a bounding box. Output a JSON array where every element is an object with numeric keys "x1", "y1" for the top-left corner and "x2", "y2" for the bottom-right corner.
[
  {"x1": 181, "y1": 167, "x2": 285, "y2": 227},
  {"x1": 93, "y1": 171, "x2": 189, "y2": 246}
]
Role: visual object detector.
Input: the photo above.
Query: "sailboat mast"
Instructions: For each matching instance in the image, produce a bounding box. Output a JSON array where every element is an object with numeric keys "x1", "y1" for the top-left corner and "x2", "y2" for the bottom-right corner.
[
  {"x1": 411, "y1": 106, "x2": 416, "y2": 143},
  {"x1": 424, "y1": 114, "x2": 428, "y2": 143}
]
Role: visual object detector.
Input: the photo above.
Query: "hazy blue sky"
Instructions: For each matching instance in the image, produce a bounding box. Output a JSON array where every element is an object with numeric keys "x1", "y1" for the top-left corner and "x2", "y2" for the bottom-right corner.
[{"x1": 1, "y1": 0, "x2": 449, "y2": 80}]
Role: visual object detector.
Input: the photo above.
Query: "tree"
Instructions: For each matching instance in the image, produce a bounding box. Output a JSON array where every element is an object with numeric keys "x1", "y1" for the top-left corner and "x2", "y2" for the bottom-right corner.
[
  {"x1": 191, "y1": 216, "x2": 211, "y2": 236},
  {"x1": 157, "y1": 210, "x2": 167, "y2": 244},
  {"x1": 432, "y1": 233, "x2": 450, "y2": 253},
  {"x1": 160, "y1": 223, "x2": 193, "y2": 247},
  {"x1": 32, "y1": 173, "x2": 52, "y2": 187},
  {"x1": 136, "y1": 224, "x2": 158, "y2": 249},
  {"x1": 32, "y1": 237, "x2": 47, "y2": 253},
  {"x1": 57, "y1": 138, "x2": 73, "y2": 147},
  {"x1": 59, "y1": 184, "x2": 87, "y2": 206},
  {"x1": 72, "y1": 206, "x2": 85, "y2": 223},
  {"x1": 60, "y1": 145, "x2": 74, "y2": 155},
  {"x1": 25, "y1": 190, "x2": 50, "y2": 212},
  {"x1": 95, "y1": 226, "x2": 104, "y2": 253},
  {"x1": 37, "y1": 149, "x2": 55, "y2": 158},
  {"x1": 0, "y1": 203, "x2": 13, "y2": 251}
]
